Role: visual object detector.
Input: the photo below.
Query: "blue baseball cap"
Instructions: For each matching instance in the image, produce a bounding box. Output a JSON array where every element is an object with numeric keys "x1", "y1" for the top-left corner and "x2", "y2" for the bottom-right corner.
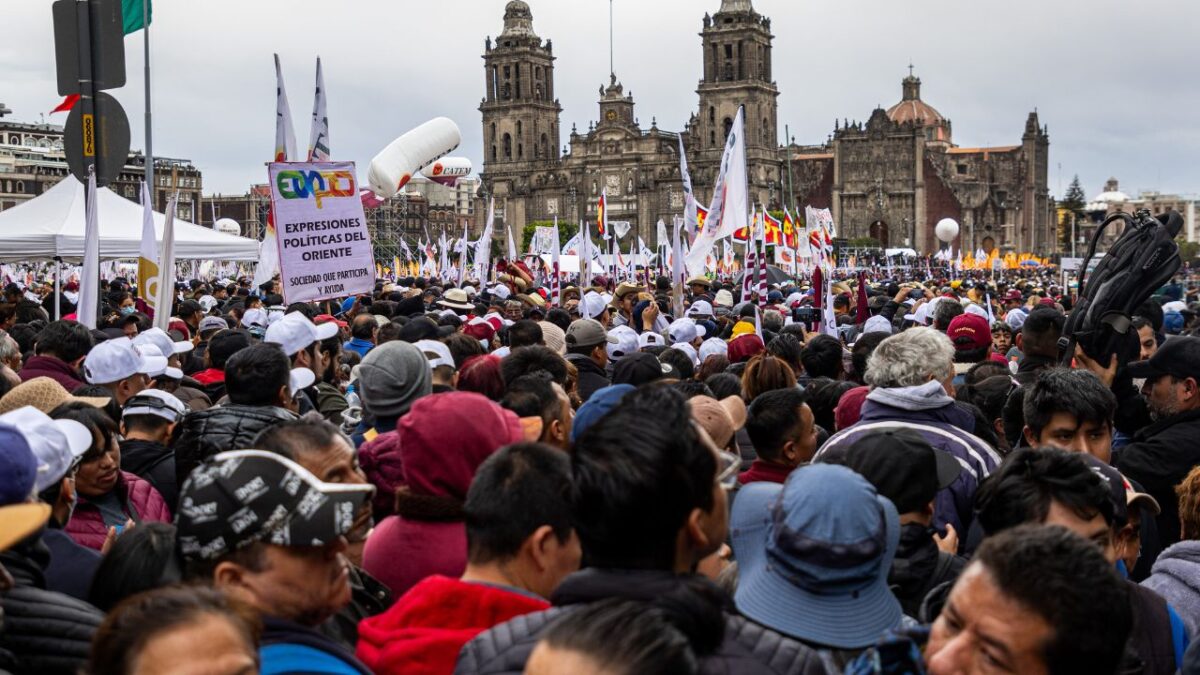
[
  {"x1": 731, "y1": 463, "x2": 902, "y2": 649},
  {"x1": 0, "y1": 426, "x2": 39, "y2": 506},
  {"x1": 570, "y1": 384, "x2": 634, "y2": 443}
]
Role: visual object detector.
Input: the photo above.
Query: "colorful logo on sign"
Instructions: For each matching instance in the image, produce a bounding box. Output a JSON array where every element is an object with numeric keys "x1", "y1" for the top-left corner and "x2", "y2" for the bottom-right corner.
[{"x1": 276, "y1": 169, "x2": 356, "y2": 208}]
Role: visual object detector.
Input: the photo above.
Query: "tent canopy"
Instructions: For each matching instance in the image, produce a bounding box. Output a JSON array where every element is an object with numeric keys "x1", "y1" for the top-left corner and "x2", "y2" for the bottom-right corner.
[{"x1": 0, "y1": 177, "x2": 260, "y2": 262}]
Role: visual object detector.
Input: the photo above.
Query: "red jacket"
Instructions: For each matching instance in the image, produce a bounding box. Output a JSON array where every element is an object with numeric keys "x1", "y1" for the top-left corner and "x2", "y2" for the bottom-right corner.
[
  {"x1": 356, "y1": 575, "x2": 548, "y2": 675},
  {"x1": 65, "y1": 471, "x2": 172, "y2": 550},
  {"x1": 20, "y1": 356, "x2": 85, "y2": 392}
]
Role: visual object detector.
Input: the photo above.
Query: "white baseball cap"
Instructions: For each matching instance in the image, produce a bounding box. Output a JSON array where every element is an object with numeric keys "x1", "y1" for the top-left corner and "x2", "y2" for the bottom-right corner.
[
  {"x1": 581, "y1": 291, "x2": 608, "y2": 319},
  {"x1": 288, "y1": 367, "x2": 315, "y2": 397},
  {"x1": 699, "y1": 337, "x2": 728, "y2": 364},
  {"x1": 0, "y1": 406, "x2": 92, "y2": 492},
  {"x1": 687, "y1": 300, "x2": 715, "y2": 318},
  {"x1": 83, "y1": 337, "x2": 168, "y2": 385},
  {"x1": 242, "y1": 308, "x2": 268, "y2": 328},
  {"x1": 133, "y1": 327, "x2": 194, "y2": 357},
  {"x1": 490, "y1": 284, "x2": 511, "y2": 301},
  {"x1": 668, "y1": 318, "x2": 707, "y2": 345},
  {"x1": 669, "y1": 341, "x2": 701, "y2": 367},
  {"x1": 606, "y1": 325, "x2": 639, "y2": 361},
  {"x1": 638, "y1": 331, "x2": 666, "y2": 349},
  {"x1": 122, "y1": 389, "x2": 187, "y2": 424},
  {"x1": 133, "y1": 343, "x2": 183, "y2": 379},
  {"x1": 265, "y1": 312, "x2": 339, "y2": 356},
  {"x1": 414, "y1": 339, "x2": 455, "y2": 370}
]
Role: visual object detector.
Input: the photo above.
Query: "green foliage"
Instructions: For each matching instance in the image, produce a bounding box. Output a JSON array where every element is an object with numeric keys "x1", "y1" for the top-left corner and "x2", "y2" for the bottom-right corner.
[
  {"x1": 1059, "y1": 175, "x2": 1088, "y2": 250},
  {"x1": 848, "y1": 237, "x2": 882, "y2": 249},
  {"x1": 1178, "y1": 239, "x2": 1200, "y2": 263}
]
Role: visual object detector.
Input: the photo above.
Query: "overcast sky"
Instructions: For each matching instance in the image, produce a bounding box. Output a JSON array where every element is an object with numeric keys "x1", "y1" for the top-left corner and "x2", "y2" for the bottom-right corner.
[{"x1": 3, "y1": 0, "x2": 1197, "y2": 202}]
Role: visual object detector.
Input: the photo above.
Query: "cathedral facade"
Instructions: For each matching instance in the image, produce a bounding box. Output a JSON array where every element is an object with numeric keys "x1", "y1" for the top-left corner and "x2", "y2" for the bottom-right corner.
[{"x1": 477, "y1": 0, "x2": 1054, "y2": 255}]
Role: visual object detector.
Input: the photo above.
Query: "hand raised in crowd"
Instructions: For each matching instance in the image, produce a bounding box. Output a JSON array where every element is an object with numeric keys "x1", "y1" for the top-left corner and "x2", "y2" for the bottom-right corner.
[{"x1": 1073, "y1": 343, "x2": 1118, "y2": 387}]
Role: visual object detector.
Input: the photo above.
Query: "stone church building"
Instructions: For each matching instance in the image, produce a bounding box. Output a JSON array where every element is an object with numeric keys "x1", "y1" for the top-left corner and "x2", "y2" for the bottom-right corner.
[{"x1": 478, "y1": 0, "x2": 1054, "y2": 255}]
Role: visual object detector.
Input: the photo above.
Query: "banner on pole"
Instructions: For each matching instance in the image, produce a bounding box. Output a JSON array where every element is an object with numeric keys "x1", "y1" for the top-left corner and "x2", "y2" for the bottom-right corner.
[
  {"x1": 774, "y1": 246, "x2": 796, "y2": 274},
  {"x1": 531, "y1": 226, "x2": 558, "y2": 255},
  {"x1": 269, "y1": 161, "x2": 375, "y2": 303}
]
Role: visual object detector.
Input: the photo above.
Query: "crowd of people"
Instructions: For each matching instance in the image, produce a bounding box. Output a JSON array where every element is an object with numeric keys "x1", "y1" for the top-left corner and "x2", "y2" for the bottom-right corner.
[{"x1": 1, "y1": 262, "x2": 1200, "y2": 674}]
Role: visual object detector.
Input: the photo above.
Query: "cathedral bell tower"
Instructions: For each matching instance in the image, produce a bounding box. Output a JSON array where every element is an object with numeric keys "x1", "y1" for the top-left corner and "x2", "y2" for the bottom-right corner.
[
  {"x1": 480, "y1": 1, "x2": 562, "y2": 169},
  {"x1": 694, "y1": 0, "x2": 780, "y2": 205}
]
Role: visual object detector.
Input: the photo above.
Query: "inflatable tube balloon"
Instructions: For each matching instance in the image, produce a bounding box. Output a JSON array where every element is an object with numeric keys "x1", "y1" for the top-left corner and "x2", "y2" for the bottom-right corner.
[
  {"x1": 420, "y1": 157, "x2": 473, "y2": 187},
  {"x1": 367, "y1": 117, "x2": 461, "y2": 198}
]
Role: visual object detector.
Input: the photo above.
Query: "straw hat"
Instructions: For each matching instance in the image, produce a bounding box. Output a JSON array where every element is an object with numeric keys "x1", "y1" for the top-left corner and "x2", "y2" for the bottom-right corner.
[{"x1": 0, "y1": 377, "x2": 111, "y2": 415}]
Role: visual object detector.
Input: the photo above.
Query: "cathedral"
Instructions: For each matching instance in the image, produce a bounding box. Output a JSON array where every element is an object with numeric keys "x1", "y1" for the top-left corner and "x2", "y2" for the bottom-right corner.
[{"x1": 477, "y1": 0, "x2": 1055, "y2": 255}]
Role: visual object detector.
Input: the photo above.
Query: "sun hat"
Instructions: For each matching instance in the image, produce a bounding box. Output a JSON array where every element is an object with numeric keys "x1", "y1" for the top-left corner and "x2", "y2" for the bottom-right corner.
[
  {"x1": 731, "y1": 463, "x2": 902, "y2": 649},
  {"x1": 0, "y1": 503, "x2": 51, "y2": 552},
  {"x1": 437, "y1": 288, "x2": 475, "y2": 311},
  {"x1": 0, "y1": 377, "x2": 110, "y2": 415},
  {"x1": 688, "y1": 395, "x2": 746, "y2": 449}
]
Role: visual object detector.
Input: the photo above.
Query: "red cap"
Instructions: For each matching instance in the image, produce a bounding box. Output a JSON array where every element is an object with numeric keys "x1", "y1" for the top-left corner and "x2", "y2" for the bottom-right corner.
[
  {"x1": 463, "y1": 317, "x2": 497, "y2": 343},
  {"x1": 947, "y1": 313, "x2": 991, "y2": 351},
  {"x1": 1003, "y1": 290, "x2": 1022, "y2": 302},
  {"x1": 315, "y1": 313, "x2": 348, "y2": 329},
  {"x1": 728, "y1": 333, "x2": 766, "y2": 364}
]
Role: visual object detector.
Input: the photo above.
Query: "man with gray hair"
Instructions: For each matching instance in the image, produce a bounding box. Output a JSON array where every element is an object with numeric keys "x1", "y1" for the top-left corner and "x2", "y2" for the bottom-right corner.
[
  {"x1": 814, "y1": 327, "x2": 1000, "y2": 544},
  {"x1": 0, "y1": 329, "x2": 21, "y2": 388}
]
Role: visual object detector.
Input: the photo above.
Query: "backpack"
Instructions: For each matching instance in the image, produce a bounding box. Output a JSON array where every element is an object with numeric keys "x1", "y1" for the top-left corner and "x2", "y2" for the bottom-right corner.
[{"x1": 1059, "y1": 209, "x2": 1183, "y2": 368}]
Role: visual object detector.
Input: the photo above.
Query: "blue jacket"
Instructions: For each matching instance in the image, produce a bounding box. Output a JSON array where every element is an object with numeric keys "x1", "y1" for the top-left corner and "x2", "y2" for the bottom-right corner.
[
  {"x1": 343, "y1": 338, "x2": 373, "y2": 358},
  {"x1": 260, "y1": 617, "x2": 369, "y2": 675},
  {"x1": 816, "y1": 381, "x2": 1001, "y2": 540}
]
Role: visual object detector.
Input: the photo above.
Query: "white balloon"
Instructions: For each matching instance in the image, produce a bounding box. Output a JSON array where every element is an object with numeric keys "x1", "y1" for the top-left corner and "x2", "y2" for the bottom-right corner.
[
  {"x1": 214, "y1": 218, "x2": 241, "y2": 235},
  {"x1": 420, "y1": 157, "x2": 473, "y2": 187},
  {"x1": 367, "y1": 117, "x2": 462, "y2": 199},
  {"x1": 935, "y1": 218, "x2": 960, "y2": 243}
]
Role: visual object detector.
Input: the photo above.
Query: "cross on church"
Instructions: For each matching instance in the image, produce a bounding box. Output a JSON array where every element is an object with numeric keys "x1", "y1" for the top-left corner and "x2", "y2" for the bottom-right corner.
[{"x1": 908, "y1": 62, "x2": 914, "y2": 77}]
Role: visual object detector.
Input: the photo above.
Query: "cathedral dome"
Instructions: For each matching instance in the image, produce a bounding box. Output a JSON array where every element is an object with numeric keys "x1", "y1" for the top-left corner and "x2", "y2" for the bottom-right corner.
[{"x1": 886, "y1": 70, "x2": 951, "y2": 144}]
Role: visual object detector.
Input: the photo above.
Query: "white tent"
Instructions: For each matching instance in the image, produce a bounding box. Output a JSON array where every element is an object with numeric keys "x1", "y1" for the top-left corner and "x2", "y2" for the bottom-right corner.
[
  {"x1": 0, "y1": 177, "x2": 260, "y2": 262},
  {"x1": 536, "y1": 254, "x2": 605, "y2": 274}
]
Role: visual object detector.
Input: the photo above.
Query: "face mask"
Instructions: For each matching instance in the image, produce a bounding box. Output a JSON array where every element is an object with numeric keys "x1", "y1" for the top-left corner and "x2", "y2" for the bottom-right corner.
[{"x1": 120, "y1": 306, "x2": 136, "y2": 315}]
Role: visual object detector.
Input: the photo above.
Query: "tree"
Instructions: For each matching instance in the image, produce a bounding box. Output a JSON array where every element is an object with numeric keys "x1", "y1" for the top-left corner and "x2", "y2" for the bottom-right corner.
[{"x1": 1059, "y1": 175, "x2": 1087, "y2": 250}]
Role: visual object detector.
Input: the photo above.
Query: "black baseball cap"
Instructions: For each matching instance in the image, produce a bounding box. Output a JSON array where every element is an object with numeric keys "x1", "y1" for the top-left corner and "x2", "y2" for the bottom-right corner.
[
  {"x1": 1127, "y1": 336, "x2": 1200, "y2": 381},
  {"x1": 818, "y1": 428, "x2": 961, "y2": 514},
  {"x1": 176, "y1": 450, "x2": 374, "y2": 561},
  {"x1": 612, "y1": 352, "x2": 671, "y2": 387}
]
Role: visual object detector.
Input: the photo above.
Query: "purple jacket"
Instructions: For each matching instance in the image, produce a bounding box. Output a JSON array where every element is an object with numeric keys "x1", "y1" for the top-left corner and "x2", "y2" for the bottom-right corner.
[
  {"x1": 815, "y1": 380, "x2": 1001, "y2": 538},
  {"x1": 20, "y1": 356, "x2": 85, "y2": 392},
  {"x1": 359, "y1": 429, "x2": 403, "y2": 521},
  {"x1": 65, "y1": 471, "x2": 172, "y2": 550}
]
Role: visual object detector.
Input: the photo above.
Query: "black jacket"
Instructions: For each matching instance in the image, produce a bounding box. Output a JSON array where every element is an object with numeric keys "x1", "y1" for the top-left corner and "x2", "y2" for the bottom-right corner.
[
  {"x1": 173, "y1": 404, "x2": 296, "y2": 486},
  {"x1": 455, "y1": 568, "x2": 830, "y2": 675},
  {"x1": 564, "y1": 353, "x2": 610, "y2": 404},
  {"x1": 120, "y1": 438, "x2": 179, "y2": 510},
  {"x1": 41, "y1": 528, "x2": 100, "y2": 602},
  {"x1": 1117, "y1": 408, "x2": 1200, "y2": 552},
  {"x1": 0, "y1": 543, "x2": 103, "y2": 675},
  {"x1": 888, "y1": 523, "x2": 966, "y2": 618}
]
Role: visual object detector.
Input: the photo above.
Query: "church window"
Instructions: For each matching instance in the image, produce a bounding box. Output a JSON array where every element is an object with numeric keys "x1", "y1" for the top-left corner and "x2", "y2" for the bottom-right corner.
[
  {"x1": 518, "y1": 143, "x2": 523, "y2": 159},
  {"x1": 492, "y1": 145, "x2": 497, "y2": 161},
  {"x1": 503, "y1": 133, "x2": 512, "y2": 159},
  {"x1": 762, "y1": 119, "x2": 770, "y2": 144},
  {"x1": 517, "y1": 120, "x2": 522, "y2": 137},
  {"x1": 490, "y1": 123, "x2": 496, "y2": 142},
  {"x1": 723, "y1": 117, "x2": 733, "y2": 139},
  {"x1": 957, "y1": 163, "x2": 968, "y2": 175},
  {"x1": 710, "y1": 130, "x2": 716, "y2": 147},
  {"x1": 541, "y1": 133, "x2": 549, "y2": 158},
  {"x1": 709, "y1": 106, "x2": 715, "y2": 124},
  {"x1": 502, "y1": 82, "x2": 511, "y2": 99}
]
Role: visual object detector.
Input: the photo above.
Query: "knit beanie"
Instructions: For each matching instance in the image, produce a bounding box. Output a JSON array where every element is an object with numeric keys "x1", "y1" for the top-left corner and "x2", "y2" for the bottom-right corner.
[
  {"x1": 538, "y1": 321, "x2": 566, "y2": 355},
  {"x1": 358, "y1": 341, "x2": 432, "y2": 420}
]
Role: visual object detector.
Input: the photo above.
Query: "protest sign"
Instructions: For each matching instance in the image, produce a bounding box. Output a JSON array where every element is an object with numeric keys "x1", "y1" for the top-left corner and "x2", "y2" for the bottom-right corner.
[
  {"x1": 270, "y1": 161, "x2": 376, "y2": 303},
  {"x1": 531, "y1": 226, "x2": 557, "y2": 255}
]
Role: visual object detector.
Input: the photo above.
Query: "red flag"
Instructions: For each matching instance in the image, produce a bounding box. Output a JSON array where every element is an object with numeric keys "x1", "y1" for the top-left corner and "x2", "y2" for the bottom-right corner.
[
  {"x1": 50, "y1": 95, "x2": 79, "y2": 114},
  {"x1": 856, "y1": 271, "x2": 870, "y2": 325}
]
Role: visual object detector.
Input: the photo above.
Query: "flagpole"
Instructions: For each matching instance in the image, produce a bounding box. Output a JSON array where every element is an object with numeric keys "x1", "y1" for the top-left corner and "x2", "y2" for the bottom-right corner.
[{"x1": 143, "y1": 0, "x2": 154, "y2": 208}]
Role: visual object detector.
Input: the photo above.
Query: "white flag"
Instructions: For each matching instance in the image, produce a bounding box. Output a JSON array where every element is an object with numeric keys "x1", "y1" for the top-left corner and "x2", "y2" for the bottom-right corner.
[
  {"x1": 307, "y1": 57, "x2": 330, "y2": 161},
  {"x1": 686, "y1": 106, "x2": 747, "y2": 275},
  {"x1": 506, "y1": 219, "x2": 518, "y2": 261},
  {"x1": 77, "y1": 170, "x2": 100, "y2": 328},
  {"x1": 656, "y1": 218, "x2": 669, "y2": 250},
  {"x1": 580, "y1": 219, "x2": 593, "y2": 289},
  {"x1": 475, "y1": 198, "x2": 495, "y2": 280},
  {"x1": 457, "y1": 219, "x2": 470, "y2": 286},
  {"x1": 272, "y1": 54, "x2": 297, "y2": 163},
  {"x1": 678, "y1": 135, "x2": 698, "y2": 242},
  {"x1": 671, "y1": 218, "x2": 686, "y2": 318},
  {"x1": 154, "y1": 194, "x2": 179, "y2": 333}
]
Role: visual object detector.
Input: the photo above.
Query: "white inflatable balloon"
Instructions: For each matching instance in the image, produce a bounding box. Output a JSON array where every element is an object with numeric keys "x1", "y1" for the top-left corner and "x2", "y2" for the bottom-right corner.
[
  {"x1": 935, "y1": 218, "x2": 960, "y2": 243},
  {"x1": 420, "y1": 157, "x2": 473, "y2": 187},
  {"x1": 367, "y1": 117, "x2": 462, "y2": 198},
  {"x1": 213, "y1": 218, "x2": 241, "y2": 236}
]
